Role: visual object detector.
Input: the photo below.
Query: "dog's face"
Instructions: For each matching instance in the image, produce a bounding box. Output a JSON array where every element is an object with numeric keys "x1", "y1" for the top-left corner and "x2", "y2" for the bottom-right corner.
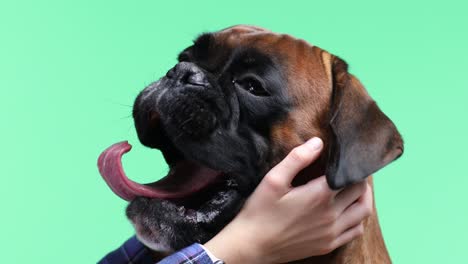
[
  {"x1": 133, "y1": 31, "x2": 291, "y2": 190},
  {"x1": 98, "y1": 25, "x2": 403, "y2": 252}
]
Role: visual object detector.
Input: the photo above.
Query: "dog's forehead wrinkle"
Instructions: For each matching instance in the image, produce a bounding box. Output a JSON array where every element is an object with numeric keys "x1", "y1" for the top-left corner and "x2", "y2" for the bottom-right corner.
[{"x1": 228, "y1": 47, "x2": 268, "y2": 66}]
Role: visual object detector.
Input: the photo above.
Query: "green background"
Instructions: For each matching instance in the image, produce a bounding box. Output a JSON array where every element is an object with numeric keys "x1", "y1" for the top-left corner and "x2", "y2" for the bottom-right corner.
[{"x1": 1, "y1": 0, "x2": 466, "y2": 263}]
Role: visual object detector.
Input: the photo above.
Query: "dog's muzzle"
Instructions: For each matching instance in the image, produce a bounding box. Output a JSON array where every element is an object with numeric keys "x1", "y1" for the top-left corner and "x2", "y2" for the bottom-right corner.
[
  {"x1": 97, "y1": 62, "x2": 230, "y2": 201},
  {"x1": 140, "y1": 62, "x2": 224, "y2": 143}
]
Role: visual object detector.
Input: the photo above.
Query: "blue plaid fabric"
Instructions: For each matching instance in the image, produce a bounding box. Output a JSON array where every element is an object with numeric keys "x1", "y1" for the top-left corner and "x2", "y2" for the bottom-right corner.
[
  {"x1": 98, "y1": 236, "x2": 214, "y2": 264},
  {"x1": 157, "y1": 243, "x2": 214, "y2": 264}
]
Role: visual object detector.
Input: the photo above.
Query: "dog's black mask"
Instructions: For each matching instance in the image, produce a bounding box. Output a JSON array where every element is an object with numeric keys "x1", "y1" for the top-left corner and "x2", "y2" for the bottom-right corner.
[{"x1": 127, "y1": 33, "x2": 291, "y2": 252}]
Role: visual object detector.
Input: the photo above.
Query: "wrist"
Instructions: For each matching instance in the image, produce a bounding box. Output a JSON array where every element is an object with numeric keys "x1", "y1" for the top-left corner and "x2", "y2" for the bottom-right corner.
[{"x1": 204, "y1": 219, "x2": 265, "y2": 264}]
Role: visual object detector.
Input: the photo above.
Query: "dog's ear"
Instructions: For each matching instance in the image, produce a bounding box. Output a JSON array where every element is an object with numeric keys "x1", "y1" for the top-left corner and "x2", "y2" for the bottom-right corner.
[{"x1": 325, "y1": 57, "x2": 404, "y2": 189}]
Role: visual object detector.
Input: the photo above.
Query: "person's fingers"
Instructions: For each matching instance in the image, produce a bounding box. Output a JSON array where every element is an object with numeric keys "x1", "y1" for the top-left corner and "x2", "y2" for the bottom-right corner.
[
  {"x1": 331, "y1": 223, "x2": 365, "y2": 250},
  {"x1": 262, "y1": 137, "x2": 323, "y2": 195},
  {"x1": 287, "y1": 175, "x2": 338, "y2": 203},
  {"x1": 334, "y1": 181, "x2": 368, "y2": 213},
  {"x1": 335, "y1": 184, "x2": 373, "y2": 233}
]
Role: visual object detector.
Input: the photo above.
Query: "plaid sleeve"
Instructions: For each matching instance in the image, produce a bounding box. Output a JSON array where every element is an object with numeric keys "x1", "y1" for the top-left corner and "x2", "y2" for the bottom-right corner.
[
  {"x1": 98, "y1": 236, "x2": 154, "y2": 264},
  {"x1": 157, "y1": 243, "x2": 215, "y2": 264},
  {"x1": 98, "y1": 236, "x2": 217, "y2": 264}
]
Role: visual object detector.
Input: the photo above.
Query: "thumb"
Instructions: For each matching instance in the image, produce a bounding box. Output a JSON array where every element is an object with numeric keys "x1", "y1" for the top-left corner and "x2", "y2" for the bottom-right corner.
[{"x1": 261, "y1": 137, "x2": 324, "y2": 195}]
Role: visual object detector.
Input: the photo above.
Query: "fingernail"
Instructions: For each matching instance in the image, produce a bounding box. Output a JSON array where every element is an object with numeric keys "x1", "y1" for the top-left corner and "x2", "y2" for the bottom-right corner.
[{"x1": 306, "y1": 137, "x2": 323, "y2": 150}]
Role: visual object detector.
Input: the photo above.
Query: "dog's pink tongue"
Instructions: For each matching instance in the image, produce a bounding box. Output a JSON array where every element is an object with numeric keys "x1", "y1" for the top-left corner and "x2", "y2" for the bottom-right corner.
[{"x1": 97, "y1": 141, "x2": 221, "y2": 201}]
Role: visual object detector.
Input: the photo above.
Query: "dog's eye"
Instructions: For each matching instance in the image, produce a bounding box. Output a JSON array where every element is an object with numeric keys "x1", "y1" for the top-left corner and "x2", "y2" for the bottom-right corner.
[{"x1": 233, "y1": 77, "x2": 269, "y2": 96}]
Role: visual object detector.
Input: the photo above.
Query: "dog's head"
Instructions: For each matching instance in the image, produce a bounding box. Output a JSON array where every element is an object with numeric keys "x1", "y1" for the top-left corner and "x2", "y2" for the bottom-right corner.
[{"x1": 98, "y1": 25, "x2": 403, "y2": 252}]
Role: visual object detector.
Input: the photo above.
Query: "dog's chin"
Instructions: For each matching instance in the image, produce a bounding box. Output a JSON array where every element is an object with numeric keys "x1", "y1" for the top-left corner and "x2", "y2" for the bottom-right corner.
[{"x1": 125, "y1": 142, "x2": 244, "y2": 252}]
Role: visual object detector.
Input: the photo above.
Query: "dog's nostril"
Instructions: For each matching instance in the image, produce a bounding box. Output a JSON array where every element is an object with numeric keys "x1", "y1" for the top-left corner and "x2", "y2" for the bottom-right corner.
[
  {"x1": 186, "y1": 72, "x2": 207, "y2": 86},
  {"x1": 168, "y1": 62, "x2": 208, "y2": 86},
  {"x1": 149, "y1": 111, "x2": 160, "y2": 123}
]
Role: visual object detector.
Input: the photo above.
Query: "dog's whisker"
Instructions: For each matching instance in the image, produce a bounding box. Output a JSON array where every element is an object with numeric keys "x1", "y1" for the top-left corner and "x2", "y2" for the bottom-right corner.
[
  {"x1": 103, "y1": 98, "x2": 133, "y2": 108},
  {"x1": 126, "y1": 124, "x2": 134, "y2": 135},
  {"x1": 119, "y1": 114, "x2": 132, "y2": 120}
]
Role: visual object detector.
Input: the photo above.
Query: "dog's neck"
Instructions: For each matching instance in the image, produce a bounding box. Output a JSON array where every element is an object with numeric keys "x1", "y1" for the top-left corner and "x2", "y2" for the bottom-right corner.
[
  {"x1": 268, "y1": 136, "x2": 331, "y2": 187},
  {"x1": 291, "y1": 154, "x2": 328, "y2": 186},
  {"x1": 290, "y1": 177, "x2": 392, "y2": 264}
]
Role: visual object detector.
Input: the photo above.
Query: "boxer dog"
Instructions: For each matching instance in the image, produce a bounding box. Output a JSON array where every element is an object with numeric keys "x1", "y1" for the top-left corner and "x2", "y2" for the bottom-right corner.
[{"x1": 98, "y1": 25, "x2": 403, "y2": 263}]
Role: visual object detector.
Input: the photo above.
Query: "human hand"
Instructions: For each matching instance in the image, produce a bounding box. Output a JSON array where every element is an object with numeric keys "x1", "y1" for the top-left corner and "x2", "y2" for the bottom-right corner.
[{"x1": 204, "y1": 137, "x2": 373, "y2": 264}]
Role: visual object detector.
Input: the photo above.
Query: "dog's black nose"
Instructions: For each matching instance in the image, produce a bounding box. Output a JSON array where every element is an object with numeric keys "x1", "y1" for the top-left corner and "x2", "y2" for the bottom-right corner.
[{"x1": 166, "y1": 62, "x2": 208, "y2": 86}]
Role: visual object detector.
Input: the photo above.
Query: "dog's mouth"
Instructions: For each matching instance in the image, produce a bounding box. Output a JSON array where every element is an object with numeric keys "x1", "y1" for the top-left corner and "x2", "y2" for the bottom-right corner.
[{"x1": 98, "y1": 141, "x2": 226, "y2": 202}]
